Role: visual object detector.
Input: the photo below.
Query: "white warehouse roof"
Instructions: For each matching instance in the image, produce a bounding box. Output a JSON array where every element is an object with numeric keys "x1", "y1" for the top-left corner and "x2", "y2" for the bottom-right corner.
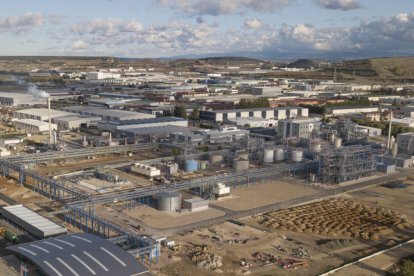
[
  {"x1": 0, "y1": 205, "x2": 67, "y2": 239},
  {"x1": 14, "y1": 108, "x2": 74, "y2": 120}
]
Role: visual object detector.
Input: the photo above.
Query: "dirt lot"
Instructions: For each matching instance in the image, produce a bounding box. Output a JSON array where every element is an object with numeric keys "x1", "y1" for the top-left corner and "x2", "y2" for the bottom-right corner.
[
  {"x1": 123, "y1": 206, "x2": 225, "y2": 229},
  {"x1": 212, "y1": 179, "x2": 318, "y2": 211},
  {"x1": 154, "y1": 179, "x2": 414, "y2": 275}
]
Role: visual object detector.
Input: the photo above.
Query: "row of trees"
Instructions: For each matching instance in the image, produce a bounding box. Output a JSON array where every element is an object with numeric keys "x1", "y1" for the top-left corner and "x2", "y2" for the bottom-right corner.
[{"x1": 238, "y1": 98, "x2": 270, "y2": 109}]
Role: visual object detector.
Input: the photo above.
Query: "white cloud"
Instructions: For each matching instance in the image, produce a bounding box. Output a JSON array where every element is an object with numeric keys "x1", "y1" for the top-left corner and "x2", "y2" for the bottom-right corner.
[
  {"x1": 316, "y1": 0, "x2": 361, "y2": 11},
  {"x1": 0, "y1": 12, "x2": 44, "y2": 34},
  {"x1": 245, "y1": 19, "x2": 262, "y2": 29},
  {"x1": 70, "y1": 40, "x2": 87, "y2": 51},
  {"x1": 157, "y1": 0, "x2": 294, "y2": 16},
  {"x1": 71, "y1": 18, "x2": 144, "y2": 37}
]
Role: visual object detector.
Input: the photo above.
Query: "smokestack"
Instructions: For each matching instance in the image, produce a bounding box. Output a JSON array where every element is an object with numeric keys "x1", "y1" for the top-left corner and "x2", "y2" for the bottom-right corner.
[
  {"x1": 47, "y1": 97, "x2": 53, "y2": 144},
  {"x1": 387, "y1": 111, "x2": 393, "y2": 153}
]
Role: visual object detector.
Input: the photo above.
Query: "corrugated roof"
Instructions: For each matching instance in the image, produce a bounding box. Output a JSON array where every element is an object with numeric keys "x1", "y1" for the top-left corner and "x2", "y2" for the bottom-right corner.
[
  {"x1": 1, "y1": 205, "x2": 66, "y2": 238},
  {"x1": 8, "y1": 233, "x2": 148, "y2": 276}
]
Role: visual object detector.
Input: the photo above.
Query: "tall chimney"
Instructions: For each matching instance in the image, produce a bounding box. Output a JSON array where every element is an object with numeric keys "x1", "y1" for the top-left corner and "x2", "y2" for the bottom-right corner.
[{"x1": 47, "y1": 97, "x2": 53, "y2": 144}]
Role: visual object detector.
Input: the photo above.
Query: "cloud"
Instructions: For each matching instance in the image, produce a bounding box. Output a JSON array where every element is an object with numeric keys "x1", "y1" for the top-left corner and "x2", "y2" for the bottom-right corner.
[
  {"x1": 70, "y1": 40, "x2": 87, "y2": 51},
  {"x1": 0, "y1": 12, "x2": 44, "y2": 34},
  {"x1": 71, "y1": 18, "x2": 144, "y2": 37},
  {"x1": 245, "y1": 19, "x2": 262, "y2": 29},
  {"x1": 316, "y1": 0, "x2": 361, "y2": 11},
  {"x1": 156, "y1": 0, "x2": 294, "y2": 16}
]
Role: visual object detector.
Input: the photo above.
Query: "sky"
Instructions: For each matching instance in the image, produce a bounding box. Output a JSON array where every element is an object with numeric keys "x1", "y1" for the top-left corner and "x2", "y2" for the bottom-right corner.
[{"x1": 0, "y1": 0, "x2": 413, "y2": 59}]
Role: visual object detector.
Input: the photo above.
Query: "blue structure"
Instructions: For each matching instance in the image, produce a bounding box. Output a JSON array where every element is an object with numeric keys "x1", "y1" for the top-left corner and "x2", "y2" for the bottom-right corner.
[{"x1": 185, "y1": 159, "x2": 198, "y2": 172}]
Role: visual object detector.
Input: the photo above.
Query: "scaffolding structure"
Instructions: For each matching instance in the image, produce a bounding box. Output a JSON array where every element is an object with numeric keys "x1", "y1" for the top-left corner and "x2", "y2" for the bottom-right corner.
[{"x1": 318, "y1": 145, "x2": 376, "y2": 184}]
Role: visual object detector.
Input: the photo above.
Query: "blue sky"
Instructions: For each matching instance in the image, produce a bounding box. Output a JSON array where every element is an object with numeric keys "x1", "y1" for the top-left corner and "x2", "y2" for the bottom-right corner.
[{"x1": 0, "y1": 0, "x2": 413, "y2": 58}]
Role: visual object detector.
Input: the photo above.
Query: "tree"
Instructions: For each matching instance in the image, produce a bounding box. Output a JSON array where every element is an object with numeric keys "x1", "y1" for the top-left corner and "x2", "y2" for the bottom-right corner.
[
  {"x1": 396, "y1": 259, "x2": 414, "y2": 276},
  {"x1": 191, "y1": 107, "x2": 199, "y2": 120},
  {"x1": 238, "y1": 98, "x2": 270, "y2": 109},
  {"x1": 174, "y1": 106, "x2": 187, "y2": 119}
]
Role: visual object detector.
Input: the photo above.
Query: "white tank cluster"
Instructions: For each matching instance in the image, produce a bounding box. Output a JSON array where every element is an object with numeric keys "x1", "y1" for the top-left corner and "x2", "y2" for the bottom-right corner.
[{"x1": 274, "y1": 148, "x2": 285, "y2": 161}]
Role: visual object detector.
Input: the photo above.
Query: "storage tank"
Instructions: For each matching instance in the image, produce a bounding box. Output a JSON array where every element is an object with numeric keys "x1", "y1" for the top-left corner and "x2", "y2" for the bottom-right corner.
[
  {"x1": 291, "y1": 150, "x2": 303, "y2": 162},
  {"x1": 185, "y1": 159, "x2": 198, "y2": 172},
  {"x1": 274, "y1": 148, "x2": 285, "y2": 161},
  {"x1": 237, "y1": 151, "x2": 249, "y2": 160},
  {"x1": 263, "y1": 148, "x2": 274, "y2": 163},
  {"x1": 334, "y1": 138, "x2": 342, "y2": 148},
  {"x1": 233, "y1": 159, "x2": 249, "y2": 172},
  {"x1": 310, "y1": 142, "x2": 323, "y2": 153},
  {"x1": 158, "y1": 191, "x2": 182, "y2": 212},
  {"x1": 199, "y1": 160, "x2": 208, "y2": 170},
  {"x1": 209, "y1": 153, "x2": 223, "y2": 164},
  {"x1": 392, "y1": 143, "x2": 398, "y2": 157}
]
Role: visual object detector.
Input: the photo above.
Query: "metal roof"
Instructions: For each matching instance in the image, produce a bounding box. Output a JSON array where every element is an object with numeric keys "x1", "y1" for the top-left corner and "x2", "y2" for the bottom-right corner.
[
  {"x1": 1, "y1": 205, "x2": 67, "y2": 239},
  {"x1": 203, "y1": 106, "x2": 307, "y2": 113},
  {"x1": 8, "y1": 233, "x2": 148, "y2": 276},
  {"x1": 105, "y1": 116, "x2": 186, "y2": 126}
]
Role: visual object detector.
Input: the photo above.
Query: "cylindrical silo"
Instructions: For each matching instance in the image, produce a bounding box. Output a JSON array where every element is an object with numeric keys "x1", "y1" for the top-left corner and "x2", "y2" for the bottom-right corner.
[
  {"x1": 158, "y1": 191, "x2": 182, "y2": 212},
  {"x1": 310, "y1": 142, "x2": 323, "y2": 153},
  {"x1": 209, "y1": 153, "x2": 223, "y2": 164},
  {"x1": 274, "y1": 148, "x2": 285, "y2": 161},
  {"x1": 291, "y1": 150, "x2": 303, "y2": 162},
  {"x1": 237, "y1": 151, "x2": 249, "y2": 160},
  {"x1": 334, "y1": 138, "x2": 342, "y2": 148},
  {"x1": 185, "y1": 159, "x2": 198, "y2": 172},
  {"x1": 392, "y1": 143, "x2": 398, "y2": 157},
  {"x1": 199, "y1": 160, "x2": 208, "y2": 170},
  {"x1": 233, "y1": 159, "x2": 249, "y2": 172},
  {"x1": 263, "y1": 148, "x2": 275, "y2": 163}
]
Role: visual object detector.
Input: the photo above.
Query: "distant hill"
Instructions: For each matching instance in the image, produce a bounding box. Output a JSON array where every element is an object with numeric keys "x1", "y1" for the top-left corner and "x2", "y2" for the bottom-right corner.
[
  {"x1": 336, "y1": 57, "x2": 414, "y2": 82},
  {"x1": 287, "y1": 59, "x2": 319, "y2": 69}
]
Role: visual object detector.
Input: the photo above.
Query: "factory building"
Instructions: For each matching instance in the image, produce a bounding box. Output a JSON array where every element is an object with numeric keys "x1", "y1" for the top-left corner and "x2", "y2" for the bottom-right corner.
[
  {"x1": 53, "y1": 115, "x2": 102, "y2": 130},
  {"x1": 0, "y1": 92, "x2": 45, "y2": 107},
  {"x1": 250, "y1": 86, "x2": 283, "y2": 96},
  {"x1": 277, "y1": 117, "x2": 322, "y2": 140},
  {"x1": 397, "y1": 132, "x2": 414, "y2": 155},
  {"x1": 97, "y1": 117, "x2": 188, "y2": 132},
  {"x1": 326, "y1": 106, "x2": 379, "y2": 116},
  {"x1": 183, "y1": 197, "x2": 209, "y2": 212},
  {"x1": 1, "y1": 205, "x2": 67, "y2": 239},
  {"x1": 14, "y1": 119, "x2": 57, "y2": 133},
  {"x1": 62, "y1": 105, "x2": 155, "y2": 121},
  {"x1": 86, "y1": 72, "x2": 122, "y2": 80},
  {"x1": 13, "y1": 108, "x2": 74, "y2": 121},
  {"x1": 227, "y1": 117, "x2": 278, "y2": 128},
  {"x1": 200, "y1": 106, "x2": 308, "y2": 123}
]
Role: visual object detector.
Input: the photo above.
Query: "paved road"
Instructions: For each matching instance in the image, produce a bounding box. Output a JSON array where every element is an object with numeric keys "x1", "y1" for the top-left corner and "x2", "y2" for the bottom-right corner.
[{"x1": 141, "y1": 168, "x2": 414, "y2": 236}]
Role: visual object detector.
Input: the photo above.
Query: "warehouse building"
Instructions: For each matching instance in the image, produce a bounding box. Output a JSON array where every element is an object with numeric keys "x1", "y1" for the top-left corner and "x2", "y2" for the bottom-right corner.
[
  {"x1": 397, "y1": 132, "x2": 414, "y2": 155},
  {"x1": 250, "y1": 86, "x2": 283, "y2": 96},
  {"x1": 14, "y1": 119, "x2": 57, "y2": 133},
  {"x1": 1, "y1": 204, "x2": 66, "y2": 239},
  {"x1": 8, "y1": 233, "x2": 148, "y2": 276},
  {"x1": 183, "y1": 197, "x2": 209, "y2": 212},
  {"x1": 13, "y1": 108, "x2": 74, "y2": 121},
  {"x1": 326, "y1": 106, "x2": 379, "y2": 116},
  {"x1": 97, "y1": 117, "x2": 188, "y2": 132},
  {"x1": 62, "y1": 105, "x2": 155, "y2": 121},
  {"x1": 200, "y1": 106, "x2": 308, "y2": 123},
  {"x1": 278, "y1": 117, "x2": 322, "y2": 140},
  {"x1": 53, "y1": 115, "x2": 101, "y2": 130},
  {"x1": 227, "y1": 117, "x2": 278, "y2": 128},
  {"x1": 0, "y1": 92, "x2": 45, "y2": 107}
]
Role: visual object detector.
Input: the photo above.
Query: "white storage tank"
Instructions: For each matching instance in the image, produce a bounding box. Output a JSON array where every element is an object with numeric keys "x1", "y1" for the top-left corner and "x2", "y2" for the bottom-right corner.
[
  {"x1": 274, "y1": 148, "x2": 285, "y2": 161},
  {"x1": 233, "y1": 159, "x2": 249, "y2": 172},
  {"x1": 237, "y1": 151, "x2": 249, "y2": 160},
  {"x1": 310, "y1": 142, "x2": 323, "y2": 153},
  {"x1": 334, "y1": 137, "x2": 342, "y2": 148},
  {"x1": 263, "y1": 148, "x2": 274, "y2": 163},
  {"x1": 291, "y1": 150, "x2": 303, "y2": 162},
  {"x1": 158, "y1": 192, "x2": 182, "y2": 212}
]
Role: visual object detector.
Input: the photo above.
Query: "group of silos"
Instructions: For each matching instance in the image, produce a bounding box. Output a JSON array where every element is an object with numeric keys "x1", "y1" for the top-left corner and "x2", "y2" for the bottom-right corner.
[
  {"x1": 263, "y1": 147, "x2": 303, "y2": 163},
  {"x1": 233, "y1": 151, "x2": 249, "y2": 172}
]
